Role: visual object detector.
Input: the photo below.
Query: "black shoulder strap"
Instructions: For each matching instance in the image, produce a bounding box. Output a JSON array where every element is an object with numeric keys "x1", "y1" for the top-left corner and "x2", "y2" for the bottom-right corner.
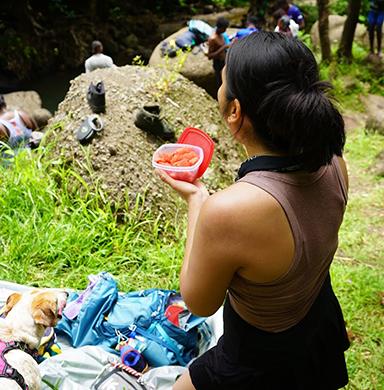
[{"x1": 236, "y1": 155, "x2": 304, "y2": 181}]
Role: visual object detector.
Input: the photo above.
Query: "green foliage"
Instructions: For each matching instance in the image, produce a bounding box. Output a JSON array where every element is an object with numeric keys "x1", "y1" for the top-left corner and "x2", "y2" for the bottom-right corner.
[
  {"x1": 47, "y1": 0, "x2": 76, "y2": 18},
  {"x1": 23, "y1": 45, "x2": 38, "y2": 61},
  {"x1": 330, "y1": 0, "x2": 350, "y2": 15},
  {"x1": 211, "y1": 0, "x2": 229, "y2": 7},
  {"x1": 318, "y1": 44, "x2": 384, "y2": 111},
  {"x1": 339, "y1": 127, "x2": 384, "y2": 263},
  {"x1": 297, "y1": 3, "x2": 318, "y2": 32},
  {"x1": 331, "y1": 262, "x2": 384, "y2": 389},
  {"x1": 109, "y1": 6, "x2": 123, "y2": 22},
  {"x1": 0, "y1": 146, "x2": 184, "y2": 291},
  {"x1": 132, "y1": 55, "x2": 145, "y2": 66},
  {"x1": 154, "y1": 48, "x2": 189, "y2": 98},
  {"x1": 330, "y1": 0, "x2": 370, "y2": 23}
]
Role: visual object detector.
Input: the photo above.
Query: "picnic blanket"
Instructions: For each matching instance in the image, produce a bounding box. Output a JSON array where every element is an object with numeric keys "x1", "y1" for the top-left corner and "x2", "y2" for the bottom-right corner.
[{"x1": 0, "y1": 280, "x2": 223, "y2": 390}]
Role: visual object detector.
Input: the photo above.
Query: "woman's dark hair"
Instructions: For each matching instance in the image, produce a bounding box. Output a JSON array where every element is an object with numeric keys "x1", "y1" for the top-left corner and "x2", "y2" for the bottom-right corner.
[{"x1": 225, "y1": 32, "x2": 345, "y2": 171}]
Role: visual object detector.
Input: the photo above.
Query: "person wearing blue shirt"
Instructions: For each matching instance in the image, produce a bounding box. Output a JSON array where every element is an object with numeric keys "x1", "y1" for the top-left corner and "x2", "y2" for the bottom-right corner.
[
  {"x1": 368, "y1": 0, "x2": 384, "y2": 57},
  {"x1": 230, "y1": 16, "x2": 260, "y2": 41},
  {"x1": 276, "y1": 0, "x2": 305, "y2": 29}
]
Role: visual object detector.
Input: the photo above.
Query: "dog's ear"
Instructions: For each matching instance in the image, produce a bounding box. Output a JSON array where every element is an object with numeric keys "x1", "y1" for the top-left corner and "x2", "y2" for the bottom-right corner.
[
  {"x1": 31, "y1": 294, "x2": 57, "y2": 328},
  {"x1": 3, "y1": 292, "x2": 22, "y2": 316}
]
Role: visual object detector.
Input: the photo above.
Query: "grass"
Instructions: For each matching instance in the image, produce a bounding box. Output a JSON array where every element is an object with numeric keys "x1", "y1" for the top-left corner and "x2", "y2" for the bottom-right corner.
[
  {"x1": 0, "y1": 146, "x2": 184, "y2": 291},
  {"x1": 332, "y1": 262, "x2": 384, "y2": 389},
  {"x1": 331, "y1": 125, "x2": 384, "y2": 389}
]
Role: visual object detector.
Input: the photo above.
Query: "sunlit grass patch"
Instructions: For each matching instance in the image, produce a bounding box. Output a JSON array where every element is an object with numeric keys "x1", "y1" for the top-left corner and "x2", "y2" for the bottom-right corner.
[
  {"x1": 331, "y1": 261, "x2": 384, "y2": 390},
  {"x1": 0, "y1": 148, "x2": 185, "y2": 290}
]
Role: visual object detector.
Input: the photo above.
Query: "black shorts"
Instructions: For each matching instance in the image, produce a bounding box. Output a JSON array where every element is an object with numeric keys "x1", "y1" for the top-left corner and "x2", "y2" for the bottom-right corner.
[{"x1": 189, "y1": 274, "x2": 349, "y2": 390}]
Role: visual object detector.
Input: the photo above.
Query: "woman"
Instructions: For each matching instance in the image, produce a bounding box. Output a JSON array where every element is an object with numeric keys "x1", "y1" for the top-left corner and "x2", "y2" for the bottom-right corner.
[{"x1": 157, "y1": 32, "x2": 349, "y2": 390}]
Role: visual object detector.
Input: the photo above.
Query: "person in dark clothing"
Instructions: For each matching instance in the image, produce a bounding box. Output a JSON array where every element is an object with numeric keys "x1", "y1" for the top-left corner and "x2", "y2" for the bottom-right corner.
[
  {"x1": 368, "y1": 0, "x2": 384, "y2": 57},
  {"x1": 157, "y1": 32, "x2": 349, "y2": 390}
]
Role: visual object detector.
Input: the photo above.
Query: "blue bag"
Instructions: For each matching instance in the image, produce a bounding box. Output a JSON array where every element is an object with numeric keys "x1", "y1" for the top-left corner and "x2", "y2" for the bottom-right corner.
[
  {"x1": 188, "y1": 19, "x2": 213, "y2": 43},
  {"x1": 175, "y1": 30, "x2": 197, "y2": 49},
  {"x1": 56, "y1": 272, "x2": 211, "y2": 367}
]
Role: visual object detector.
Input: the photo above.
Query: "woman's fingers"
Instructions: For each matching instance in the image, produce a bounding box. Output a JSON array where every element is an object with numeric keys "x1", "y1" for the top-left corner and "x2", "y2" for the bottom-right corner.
[
  {"x1": 154, "y1": 169, "x2": 205, "y2": 202},
  {"x1": 155, "y1": 169, "x2": 187, "y2": 191}
]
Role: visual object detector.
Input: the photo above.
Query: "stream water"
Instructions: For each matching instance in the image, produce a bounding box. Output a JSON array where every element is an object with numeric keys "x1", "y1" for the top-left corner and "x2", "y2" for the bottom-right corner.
[
  {"x1": 19, "y1": 68, "x2": 82, "y2": 114},
  {"x1": 0, "y1": 68, "x2": 82, "y2": 114}
]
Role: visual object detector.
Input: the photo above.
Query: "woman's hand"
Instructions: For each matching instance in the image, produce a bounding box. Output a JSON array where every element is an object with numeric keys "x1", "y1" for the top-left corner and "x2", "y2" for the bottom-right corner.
[{"x1": 155, "y1": 169, "x2": 209, "y2": 205}]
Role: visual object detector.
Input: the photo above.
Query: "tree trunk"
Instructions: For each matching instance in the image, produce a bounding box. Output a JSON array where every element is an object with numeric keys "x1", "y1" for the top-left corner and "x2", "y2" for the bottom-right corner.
[
  {"x1": 338, "y1": 0, "x2": 362, "y2": 59},
  {"x1": 317, "y1": 0, "x2": 332, "y2": 62}
]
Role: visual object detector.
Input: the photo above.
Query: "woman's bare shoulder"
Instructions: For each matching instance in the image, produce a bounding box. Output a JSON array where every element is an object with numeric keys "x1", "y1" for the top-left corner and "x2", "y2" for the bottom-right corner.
[
  {"x1": 200, "y1": 181, "x2": 294, "y2": 280},
  {"x1": 201, "y1": 182, "x2": 281, "y2": 237}
]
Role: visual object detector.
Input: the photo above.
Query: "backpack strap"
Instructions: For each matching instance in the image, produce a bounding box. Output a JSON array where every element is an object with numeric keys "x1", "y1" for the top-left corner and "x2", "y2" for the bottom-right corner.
[{"x1": 134, "y1": 324, "x2": 186, "y2": 366}]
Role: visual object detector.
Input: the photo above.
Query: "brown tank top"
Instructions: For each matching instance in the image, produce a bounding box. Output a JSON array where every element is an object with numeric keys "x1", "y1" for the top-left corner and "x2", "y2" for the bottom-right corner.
[{"x1": 228, "y1": 155, "x2": 348, "y2": 332}]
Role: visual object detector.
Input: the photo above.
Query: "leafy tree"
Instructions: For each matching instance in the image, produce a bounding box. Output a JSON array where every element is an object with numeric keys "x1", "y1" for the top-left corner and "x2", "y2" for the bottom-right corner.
[
  {"x1": 337, "y1": 0, "x2": 362, "y2": 59},
  {"x1": 317, "y1": 0, "x2": 332, "y2": 62},
  {"x1": 249, "y1": 0, "x2": 269, "y2": 19}
]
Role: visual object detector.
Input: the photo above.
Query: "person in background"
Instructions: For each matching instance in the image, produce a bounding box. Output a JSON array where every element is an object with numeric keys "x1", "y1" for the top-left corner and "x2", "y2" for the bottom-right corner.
[
  {"x1": 206, "y1": 17, "x2": 230, "y2": 90},
  {"x1": 368, "y1": 0, "x2": 384, "y2": 57},
  {"x1": 158, "y1": 32, "x2": 349, "y2": 390},
  {"x1": 273, "y1": 8, "x2": 299, "y2": 37},
  {"x1": 84, "y1": 40, "x2": 115, "y2": 73},
  {"x1": 276, "y1": 15, "x2": 294, "y2": 37},
  {"x1": 277, "y1": 0, "x2": 305, "y2": 29},
  {"x1": 230, "y1": 15, "x2": 260, "y2": 41},
  {"x1": 0, "y1": 103, "x2": 38, "y2": 149}
]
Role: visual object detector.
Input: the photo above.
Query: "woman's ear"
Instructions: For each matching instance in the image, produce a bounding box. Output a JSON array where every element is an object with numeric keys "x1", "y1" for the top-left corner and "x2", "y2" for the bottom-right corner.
[{"x1": 226, "y1": 98, "x2": 242, "y2": 126}]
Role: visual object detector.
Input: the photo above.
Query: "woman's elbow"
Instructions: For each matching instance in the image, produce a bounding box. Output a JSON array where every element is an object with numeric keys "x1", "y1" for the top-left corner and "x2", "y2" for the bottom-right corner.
[
  {"x1": 186, "y1": 302, "x2": 218, "y2": 318},
  {"x1": 181, "y1": 289, "x2": 220, "y2": 318}
]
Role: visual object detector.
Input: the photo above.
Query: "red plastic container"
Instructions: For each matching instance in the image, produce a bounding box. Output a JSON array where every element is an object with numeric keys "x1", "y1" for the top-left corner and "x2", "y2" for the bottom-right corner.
[
  {"x1": 152, "y1": 127, "x2": 215, "y2": 182},
  {"x1": 177, "y1": 127, "x2": 215, "y2": 178},
  {"x1": 152, "y1": 143, "x2": 204, "y2": 182}
]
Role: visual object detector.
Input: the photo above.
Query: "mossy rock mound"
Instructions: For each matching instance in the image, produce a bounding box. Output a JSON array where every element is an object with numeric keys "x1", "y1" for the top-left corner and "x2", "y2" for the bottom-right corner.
[{"x1": 48, "y1": 65, "x2": 244, "y2": 218}]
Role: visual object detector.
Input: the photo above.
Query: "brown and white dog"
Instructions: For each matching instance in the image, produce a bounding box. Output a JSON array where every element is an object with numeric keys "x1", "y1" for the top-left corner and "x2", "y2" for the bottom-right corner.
[{"x1": 0, "y1": 289, "x2": 68, "y2": 390}]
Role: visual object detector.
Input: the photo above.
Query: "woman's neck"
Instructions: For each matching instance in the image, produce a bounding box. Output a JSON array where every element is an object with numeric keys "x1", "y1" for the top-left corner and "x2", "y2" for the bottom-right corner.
[{"x1": 244, "y1": 143, "x2": 283, "y2": 159}]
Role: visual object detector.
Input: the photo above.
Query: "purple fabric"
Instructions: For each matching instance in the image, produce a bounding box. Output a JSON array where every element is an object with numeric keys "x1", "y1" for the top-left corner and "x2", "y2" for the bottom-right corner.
[{"x1": 63, "y1": 274, "x2": 100, "y2": 320}]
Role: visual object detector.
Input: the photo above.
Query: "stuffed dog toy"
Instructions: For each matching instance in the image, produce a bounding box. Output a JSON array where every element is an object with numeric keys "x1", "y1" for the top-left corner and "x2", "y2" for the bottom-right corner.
[{"x1": 0, "y1": 289, "x2": 68, "y2": 390}]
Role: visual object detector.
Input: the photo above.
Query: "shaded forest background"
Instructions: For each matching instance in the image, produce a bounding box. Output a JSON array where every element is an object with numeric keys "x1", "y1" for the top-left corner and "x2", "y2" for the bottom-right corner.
[
  {"x1": 0, "y1": 0, "x2": 247, "y2": 87},
  {"x1": 0, "y1": 0, "x2": 371, "y2": 89}
]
